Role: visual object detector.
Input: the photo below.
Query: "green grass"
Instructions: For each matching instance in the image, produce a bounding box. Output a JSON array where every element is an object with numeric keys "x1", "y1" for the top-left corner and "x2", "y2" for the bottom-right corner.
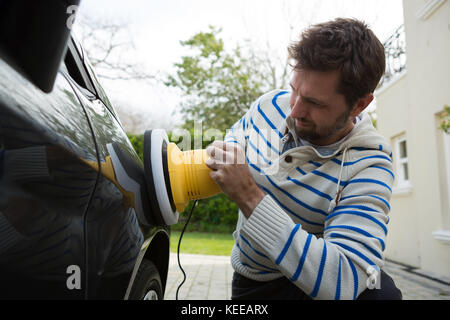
[{"x1": 170, "y1": 231, "x2": 235, "y2": 256}]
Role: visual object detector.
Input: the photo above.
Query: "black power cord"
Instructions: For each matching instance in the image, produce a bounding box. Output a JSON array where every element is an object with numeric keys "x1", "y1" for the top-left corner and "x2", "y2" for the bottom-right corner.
[{"x1": 175, "y1": 200, "x2": 198, "y2": 300}]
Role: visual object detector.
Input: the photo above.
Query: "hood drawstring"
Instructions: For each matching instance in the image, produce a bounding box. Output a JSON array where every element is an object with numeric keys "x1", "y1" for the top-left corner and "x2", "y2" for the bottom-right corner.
[{"x1": 328, "y1": 147, "x2": 348, "y2": 214}]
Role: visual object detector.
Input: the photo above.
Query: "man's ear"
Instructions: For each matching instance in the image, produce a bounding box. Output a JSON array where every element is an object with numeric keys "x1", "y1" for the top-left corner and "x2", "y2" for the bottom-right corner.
[{"x1": 351, "y1": 93, "x2": 374, "y2": 117}]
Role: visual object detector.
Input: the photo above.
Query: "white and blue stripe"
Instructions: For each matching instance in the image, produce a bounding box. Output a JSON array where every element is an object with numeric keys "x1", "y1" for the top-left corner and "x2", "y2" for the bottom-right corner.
[{"x1": 229, "y1": 90, "x2": 394, "y2": 300}]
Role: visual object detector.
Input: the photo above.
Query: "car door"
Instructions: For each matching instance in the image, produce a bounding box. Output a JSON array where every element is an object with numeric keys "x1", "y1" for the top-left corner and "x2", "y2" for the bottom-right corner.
[
  {"x1": 0, "y1": 43, "x2": 98, "y2": 299},
  {"x1": 62, "y1": 37, "x2": 168, "y2": 299}
]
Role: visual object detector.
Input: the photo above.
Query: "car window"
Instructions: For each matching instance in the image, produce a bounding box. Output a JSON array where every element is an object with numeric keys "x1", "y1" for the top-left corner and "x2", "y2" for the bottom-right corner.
[
  {"x1": 62, "y1": 37, "x2": 121, "y2": 123},
  {"x1": 78, "y1": 43, "x2": 120, "y2": 121},
  {"x1": 62, "y1": 38, "x2": 96, "y2": 97}
]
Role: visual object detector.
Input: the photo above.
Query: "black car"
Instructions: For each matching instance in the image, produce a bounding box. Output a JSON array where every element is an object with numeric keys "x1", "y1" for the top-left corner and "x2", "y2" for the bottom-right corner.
[{"x1": 0, "y1": 1, "x2": 171, "y2": 299}]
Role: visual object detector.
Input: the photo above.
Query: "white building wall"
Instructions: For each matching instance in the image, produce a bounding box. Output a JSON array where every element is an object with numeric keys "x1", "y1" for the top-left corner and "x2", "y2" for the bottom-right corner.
[{"x1": 376, "y1": 0, "x2": 450, "y2": 277}]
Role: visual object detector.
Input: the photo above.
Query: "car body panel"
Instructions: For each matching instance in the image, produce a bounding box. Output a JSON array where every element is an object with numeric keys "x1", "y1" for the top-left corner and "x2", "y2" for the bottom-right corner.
[
  {"x1": 0, "y1": 57, "x2": 97, "y2": 299},
  {"x1": 0, "y1": 34, "x2": 170, "y2": 299}
]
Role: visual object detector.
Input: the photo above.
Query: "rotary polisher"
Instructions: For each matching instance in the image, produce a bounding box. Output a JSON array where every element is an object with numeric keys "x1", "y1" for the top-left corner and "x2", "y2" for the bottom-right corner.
[{"x1": 143, "y1": 129, "x2": 221, "y2": 225}]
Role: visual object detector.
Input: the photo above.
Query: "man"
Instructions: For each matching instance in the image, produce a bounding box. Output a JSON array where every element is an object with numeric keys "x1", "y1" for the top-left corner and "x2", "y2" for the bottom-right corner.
[{"x1": 205, "y1": 18, "x2": 402, "y2": 300}]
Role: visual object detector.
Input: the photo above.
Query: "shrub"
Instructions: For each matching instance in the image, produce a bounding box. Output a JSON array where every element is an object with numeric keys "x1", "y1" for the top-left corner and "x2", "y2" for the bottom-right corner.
[
  {"x1": 439, "y1": 105, "x2": 450, "y2": 134},
  {"x1": 127, "y1": 133, "x2": 144, "y2": 160},
  {"x1": 172, "y1": 194, "x2": 238, "y2": 234}
]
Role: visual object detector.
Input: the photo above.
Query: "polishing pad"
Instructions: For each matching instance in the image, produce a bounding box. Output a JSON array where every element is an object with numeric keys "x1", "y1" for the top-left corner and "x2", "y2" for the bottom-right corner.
[{"x1": 144, "y1": 129, "x2": 179, "y2": 225}]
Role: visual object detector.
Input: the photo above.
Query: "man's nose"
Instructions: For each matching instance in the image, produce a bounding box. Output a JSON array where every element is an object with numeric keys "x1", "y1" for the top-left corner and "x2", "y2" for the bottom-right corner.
[{"x1": 291, "y1": 95, "x2": 308, "y2": 118}]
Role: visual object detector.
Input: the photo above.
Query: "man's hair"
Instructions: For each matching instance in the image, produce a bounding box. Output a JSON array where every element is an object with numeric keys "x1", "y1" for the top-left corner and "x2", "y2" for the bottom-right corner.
[{"x1": 288, "y1": 18, "x2": 386, "y2": 108}]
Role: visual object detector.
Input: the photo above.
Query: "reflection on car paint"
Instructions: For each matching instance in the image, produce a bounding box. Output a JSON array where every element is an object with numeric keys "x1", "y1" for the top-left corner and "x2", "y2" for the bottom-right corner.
[
  {"x1": 67, "y1": 87, "x2": 146, "y2": 298},
  {"x1": 81, "y1": 155, "x2": 135, "y2": 208},
  {"x1": 0, "y1": 35, "x2": 170, "y2": 299},
  {"x1": 0, "y1": 60, "x2": 98, "y2": 298}
]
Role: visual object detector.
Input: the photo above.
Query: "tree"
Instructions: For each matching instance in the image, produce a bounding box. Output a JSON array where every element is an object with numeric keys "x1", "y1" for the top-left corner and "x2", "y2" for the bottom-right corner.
[
  {"x1": 165, "y1": 26, "x2": 278, "y2": 132},
  {"x1": 72, "y1": 15, "x2": 174, "y2": 134},
  {"x1": 74, "y1": 15, "x2": 156, "y2": 82}
]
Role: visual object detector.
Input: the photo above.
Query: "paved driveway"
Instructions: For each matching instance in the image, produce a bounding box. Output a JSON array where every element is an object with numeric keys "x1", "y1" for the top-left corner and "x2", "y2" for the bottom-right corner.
[
  {"x1": 165, "y1": 253, "x2": 233, "y2": 300},
  {"x1": 165, "y1": 253, "x2": 450, "y2": 300}
]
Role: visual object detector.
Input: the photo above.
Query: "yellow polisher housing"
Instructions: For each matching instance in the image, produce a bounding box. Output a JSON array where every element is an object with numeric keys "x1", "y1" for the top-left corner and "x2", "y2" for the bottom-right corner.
[{"x1": 167, "y1": 143, "x2": 221, "y2": 212}]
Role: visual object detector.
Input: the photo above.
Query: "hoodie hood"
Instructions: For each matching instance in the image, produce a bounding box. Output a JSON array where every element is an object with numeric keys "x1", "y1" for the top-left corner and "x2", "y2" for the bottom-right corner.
[
  {"x1": 284, "y1": 111, "x2": 392, "y2": 159},
  {"x1": 284, "y1": 111, "x2": 393, "y2": 214}
]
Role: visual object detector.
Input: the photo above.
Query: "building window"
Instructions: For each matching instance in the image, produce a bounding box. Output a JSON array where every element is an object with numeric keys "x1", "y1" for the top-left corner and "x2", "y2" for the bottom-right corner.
[
  {"x1": 396, "y1": 136, "x2": 410, "y2": 184},
  {"x1": 398, "y1": 139, "x2": 409, "y2": 182},
  {"x1": 435, "y1": 113, "x2": 450, "y2": 231},
  {"x1": 393, "y1": 134, "x2": 412, "y2": 194},
  {"x1": 442, "y1": 132, "x2": 450, "y2": 204}
]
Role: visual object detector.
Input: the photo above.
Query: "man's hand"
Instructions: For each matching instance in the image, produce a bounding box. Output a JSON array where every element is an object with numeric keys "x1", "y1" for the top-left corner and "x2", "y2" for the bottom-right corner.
[{"x1": 205, "y1": 141, "x2": 265, "y2": 219}]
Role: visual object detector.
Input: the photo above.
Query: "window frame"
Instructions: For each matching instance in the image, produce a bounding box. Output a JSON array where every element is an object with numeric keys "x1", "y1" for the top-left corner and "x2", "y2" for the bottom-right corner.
[
  {"x1": 61, "y1": 37, "x2": 97, "y2": 99},
  {"x1": 393, "y1": 133, "x2": 413, "y2": 195},
  {"x1": 434, "y1": 117, "x2": 450, "y2": 232}
]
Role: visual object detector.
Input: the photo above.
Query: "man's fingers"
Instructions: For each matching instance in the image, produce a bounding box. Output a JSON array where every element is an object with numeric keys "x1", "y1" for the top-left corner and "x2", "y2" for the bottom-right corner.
[
  {"x1": 206, "y1": 145, "x2": 216, "y2": 157},
  {"x1": 207, "y1": 141, "x2": 247, "y2": 165},
  {"x1": 205, "y1": 157, "x2": 216, "y2": 170},
  {"x1": 209, "y1": 169, "x2": 222, "y2": 182},
  {"x1": 205, "y1": 157, "x2": 224, "y2": 171},
  {"x1": 211, "y1": 140, "x2": 240, "y2": 153},
  {"x1": 206, "y1": 146, "x2": 228, "y2": 164},
  {"x1": 211, "y1": 140, "x2": 227, "y2": 150}
]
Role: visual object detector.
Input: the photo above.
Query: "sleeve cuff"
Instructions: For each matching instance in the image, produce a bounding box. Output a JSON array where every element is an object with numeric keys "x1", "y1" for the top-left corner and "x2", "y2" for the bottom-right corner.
[{"x1": 240, "y1": 194, "x2": 294, "y2": 256}]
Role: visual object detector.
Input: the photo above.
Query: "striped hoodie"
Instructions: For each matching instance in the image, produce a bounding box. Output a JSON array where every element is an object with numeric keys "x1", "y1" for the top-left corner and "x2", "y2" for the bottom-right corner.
[{"x1": 225, "y1": 89, "x2": 394, "y2": 300}]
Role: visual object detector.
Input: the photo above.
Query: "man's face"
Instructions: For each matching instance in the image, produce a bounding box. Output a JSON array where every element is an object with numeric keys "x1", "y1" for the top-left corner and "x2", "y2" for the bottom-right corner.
[{"x1": 289, "y1": 69, "x2": 354, "y2": 146}]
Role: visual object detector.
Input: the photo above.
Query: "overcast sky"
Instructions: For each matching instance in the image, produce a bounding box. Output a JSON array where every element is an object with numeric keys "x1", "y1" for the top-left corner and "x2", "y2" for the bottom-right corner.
[{"x1": 75, "y1": 0, "x2": 404, "y2": 132}]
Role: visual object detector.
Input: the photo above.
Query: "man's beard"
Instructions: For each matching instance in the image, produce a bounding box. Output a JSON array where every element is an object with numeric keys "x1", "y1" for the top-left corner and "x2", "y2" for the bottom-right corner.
[{"x1": 295, "y1": 109, "x2": 352, "y2": 145}]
